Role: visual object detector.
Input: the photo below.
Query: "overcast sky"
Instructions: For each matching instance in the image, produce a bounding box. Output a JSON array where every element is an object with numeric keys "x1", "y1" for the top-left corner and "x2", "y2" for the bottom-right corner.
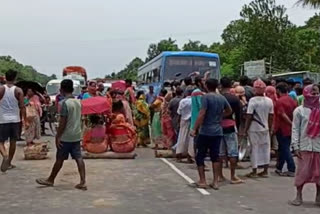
[{"x1": 0, "y1": 0, "x2": 317, "y2": 79}]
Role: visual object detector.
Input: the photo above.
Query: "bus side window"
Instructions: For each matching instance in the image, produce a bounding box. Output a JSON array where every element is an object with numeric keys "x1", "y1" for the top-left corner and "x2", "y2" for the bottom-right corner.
[
  {"x1": 147, "y1": 72, "x2": 152, "y2": 83},
  {"x1": 153, "y1": 68, "x2": 160, "y2": 82}
]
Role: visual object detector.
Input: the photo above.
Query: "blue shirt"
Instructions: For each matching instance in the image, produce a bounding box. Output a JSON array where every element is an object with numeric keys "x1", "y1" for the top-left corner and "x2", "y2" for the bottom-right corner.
[
  {"x1": 82, "y1": 93, "x2": 92, "y2": 100},
  {"x1": 289, "y1": 90, "x2": 297, "y2": 101},
  {"x1": 199, "y1": 93, "x2": 230, "y2": 136},
  {"x1": 77, "y1": 94, "x2": 84, "y2": 100},
  {"x1": 146, "y1": 92, "x2": 156, "y2": 105}
]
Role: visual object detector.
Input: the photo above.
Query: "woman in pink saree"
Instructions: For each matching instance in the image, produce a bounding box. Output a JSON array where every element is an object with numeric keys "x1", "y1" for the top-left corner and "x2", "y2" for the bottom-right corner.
[
  {"x1": 24, "y1": 89, "x2": 42, "y2": 146},
  {"x1": 160, "y1": 90, "x2": 176, "y2": 149}
]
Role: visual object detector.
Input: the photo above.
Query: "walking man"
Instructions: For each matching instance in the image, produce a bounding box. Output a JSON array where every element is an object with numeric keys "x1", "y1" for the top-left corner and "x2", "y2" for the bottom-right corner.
[
  {"x1": 191, "y1": 79, "x2": 232, "y2": 189},
  {"x1": 219, "y1": 77, "x2": 243, "y2": 184},
  {"x1": 275, "y1": 82, "x2": 297, "y2": 177},
  {"x1": 36, "y1": 79, "x2": 87, "y2": 190},
  {"x1": 242, "y1": 79, "x2": 273, "y2": 178},
  {"x1": 0, "y1": 69, "x2": 25, "y2": 172}
]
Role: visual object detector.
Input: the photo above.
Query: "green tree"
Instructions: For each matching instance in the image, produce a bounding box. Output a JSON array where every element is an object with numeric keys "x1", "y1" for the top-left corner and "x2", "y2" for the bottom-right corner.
[
  {"x1": 146, "y1": 38, "x2": 179, "y2": 62},
  {"x1": 240, "y1": 0, "x2": 293, "y2": 67},
  {"x1": 296, "y1": 28, "x2": 320, "y2": 71},
  {"x1": 221, "y1": 20, "x2": 248, "y2": 51},
  {"x1": 0, "y1": 56, "x2": 54, "y2": 85},
  {"x1": 182, "y1": 40, "x2": 208, "y2": 51},
  {"x1": 297, "y1": 0, "x2": 320, "y2": 8},
  {"x1": 114, "y1": 57, "x2": 144, "y2": 81},
  {"x1": 304, "y1": 13, "x2": 320, "y2": 29}
]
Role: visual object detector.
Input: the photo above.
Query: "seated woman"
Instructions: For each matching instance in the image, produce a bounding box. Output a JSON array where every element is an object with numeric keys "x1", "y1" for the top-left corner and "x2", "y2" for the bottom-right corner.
[
  {"x1": 83, "y1": 115, "x2": 108, "y2": 154},
  {"x1": 108, "y1": 100, "x2": 136, "y2": 153}
]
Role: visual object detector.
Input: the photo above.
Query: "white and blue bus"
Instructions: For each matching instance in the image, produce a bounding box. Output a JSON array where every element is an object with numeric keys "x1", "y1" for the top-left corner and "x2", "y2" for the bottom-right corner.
[{"x1": 137, "y1": 51, "x2": 220, "y2": 94}]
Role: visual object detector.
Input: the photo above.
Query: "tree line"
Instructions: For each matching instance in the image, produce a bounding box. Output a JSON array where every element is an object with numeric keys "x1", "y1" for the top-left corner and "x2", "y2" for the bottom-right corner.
[
  {"x1": 0, "y1": 56, "x2": 56, "y2": 85},
  {"x1": 108, "y1": 0, "x2": 320, "y2": 81}
]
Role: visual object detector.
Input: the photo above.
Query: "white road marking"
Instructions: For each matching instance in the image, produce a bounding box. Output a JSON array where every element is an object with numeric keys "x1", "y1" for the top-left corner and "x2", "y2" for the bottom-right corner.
[{"x1": 160, "y1": 158, "x2": 210, "y2": 196}]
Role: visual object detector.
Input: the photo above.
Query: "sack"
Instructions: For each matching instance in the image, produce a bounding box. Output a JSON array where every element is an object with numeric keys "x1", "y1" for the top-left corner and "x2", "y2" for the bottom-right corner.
[
  {"x1": 26, "y1": 105, "x2": 37, "y2": 120},
  {"x1": 24, "y1": 143, "x2": 48, "y2": 160}
]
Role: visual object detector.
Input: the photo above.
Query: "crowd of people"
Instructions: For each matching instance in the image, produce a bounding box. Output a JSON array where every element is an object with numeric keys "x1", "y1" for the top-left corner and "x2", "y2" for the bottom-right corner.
[
  {"x1": 132, "y1": 74, "x2": 320, "y2": 206},
  {"x1": 0, "y1": 68, "x2": 320, "y2": 206}
]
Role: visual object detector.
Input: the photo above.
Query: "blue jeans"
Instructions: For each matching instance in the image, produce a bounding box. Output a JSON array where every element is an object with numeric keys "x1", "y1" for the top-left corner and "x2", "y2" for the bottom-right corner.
[{"x1": 276, "y1": 132, "x2": 295, "y2": 173}]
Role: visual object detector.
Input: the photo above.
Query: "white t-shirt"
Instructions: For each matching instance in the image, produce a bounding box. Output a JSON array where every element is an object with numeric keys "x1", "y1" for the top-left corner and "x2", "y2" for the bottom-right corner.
[
  {"x1": 177, "y1": 96, "x2": 192, "y2": 121},
  {"x1": 247, "y1": 96, "x2": 274, "y2": 132}
]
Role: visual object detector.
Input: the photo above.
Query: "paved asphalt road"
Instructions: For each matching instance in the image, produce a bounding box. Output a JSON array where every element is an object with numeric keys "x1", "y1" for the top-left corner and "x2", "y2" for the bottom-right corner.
[{"x1": 0, "y1": 136, "x2": 319, "y2": 214}]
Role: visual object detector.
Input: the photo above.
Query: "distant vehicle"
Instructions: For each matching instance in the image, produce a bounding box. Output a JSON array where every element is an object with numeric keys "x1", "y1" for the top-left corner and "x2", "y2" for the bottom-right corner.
[
  {"x1": 272, "y1": 71, "x2": 320, "y2": 85},
  {"x1": 46, "y1": 79, "x2": 81, "y2": 103},
  {"x1": 102, "y1": 82, "x2": 112, "y2": 95},
  {"x1": 63, "y1": 66, "x2": 87, "y2": 87},
  {"x1": 137, "y1": 51, "x2": 220, "y2": 95}
]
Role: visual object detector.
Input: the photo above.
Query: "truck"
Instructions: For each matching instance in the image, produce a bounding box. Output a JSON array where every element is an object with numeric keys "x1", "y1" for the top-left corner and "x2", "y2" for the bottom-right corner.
[{"x1": 63, "y1": 66, "x2": 87, "y2": 87}]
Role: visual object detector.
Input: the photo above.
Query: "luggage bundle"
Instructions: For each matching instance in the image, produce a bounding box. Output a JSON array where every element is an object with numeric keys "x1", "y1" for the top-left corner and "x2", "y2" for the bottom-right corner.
[{"x1": 24, "y1": 143, "x2": 49, "y2": 160}]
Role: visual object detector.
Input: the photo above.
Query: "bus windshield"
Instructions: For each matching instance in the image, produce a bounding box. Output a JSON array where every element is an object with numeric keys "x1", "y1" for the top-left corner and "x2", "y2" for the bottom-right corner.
[
  {"x1": 164, "y1": 56, "x2": 219, "y2": 80},
  {"x1": 46, "y1": 83, "x2": 60, "y2": 96},
  {"x1": 46, "y1": 82, "x2": 81, "y2": 96}
]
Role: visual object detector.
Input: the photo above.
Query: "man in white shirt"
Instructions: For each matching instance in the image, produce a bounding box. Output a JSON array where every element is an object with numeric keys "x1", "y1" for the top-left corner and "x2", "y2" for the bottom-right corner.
[
  {"x1": 175, "y1": 89, "x2": 194, "y2": 163},
  {"x1": 242, "y1": 79, "x2": 274, "y2": 178}
]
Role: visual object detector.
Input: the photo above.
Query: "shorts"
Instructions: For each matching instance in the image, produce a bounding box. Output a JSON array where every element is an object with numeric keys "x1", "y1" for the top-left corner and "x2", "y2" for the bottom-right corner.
[
  {"x1": 56, "y1": 141, "x2": 82, "y2": 160},
  {"x1": 219, "y1": 132, "x2": 239, "y2": 158},
  {"x1": 195, "y1": 134, "x2": 222, "y2": 166},
  {"x1": 0, "y1": 122, "x2": 20, "y2": 142}
]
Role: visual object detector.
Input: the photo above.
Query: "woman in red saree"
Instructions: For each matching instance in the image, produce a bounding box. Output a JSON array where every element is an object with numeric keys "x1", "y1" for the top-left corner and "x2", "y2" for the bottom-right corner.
[{"x1": 160, "y1": 90, "x2": 176, "y2": 149}]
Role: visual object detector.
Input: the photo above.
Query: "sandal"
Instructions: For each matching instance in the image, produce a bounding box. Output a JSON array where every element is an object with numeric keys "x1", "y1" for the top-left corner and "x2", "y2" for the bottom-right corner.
[
  {"x1": 1, "y1": 157, "x2": 10, "y2": 172},
  {"x1": 209, "y1": 183, "x2": 219, "y2": 190},
  {"x1": 8, "y1": 165, "x2": 16, "y2": 170},
  {"x1": 258, "y1": 172, "x2": 269, "y2": 178},
  {"x1": 245, "y1": 172, "x2": 258, "y2": 178},
  {"x1": 280, "y1": 171, "x2": 295, "y2": 177},
  {"x1": 289, "y1": 199, "x2": 303, "y2": 206},
  {"x1": 36, "y1": 178, "x2": 54, "y2": 187},
  {"x1": 188, "y1": 182, "x2": 208, "y2": 189},
  {"x1": 230, "y1": 178, "x2": 245, "y2": 184},
  {"x1": 186, "y1": 159, "x2": 195, "y2": 164},
  {"x1": 75, "y1": 184, "x2": 88, "y2": 191},
  {"x1": 275, "y1": 169, "x2": 282, "y2": 176}
]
